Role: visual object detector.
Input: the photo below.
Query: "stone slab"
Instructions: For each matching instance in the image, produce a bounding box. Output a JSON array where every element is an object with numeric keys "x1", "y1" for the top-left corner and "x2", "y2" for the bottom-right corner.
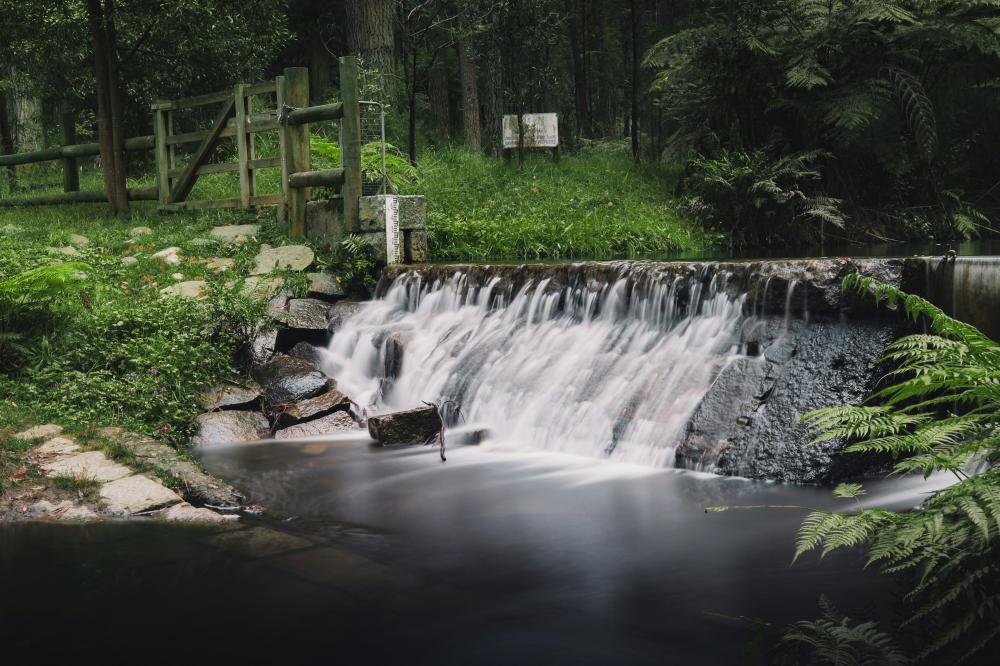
[
  {"x1": 210, "y1": 224, "x2": 260, "y2": 243},
  {"x1": 13, "y1": 424, "x2": 63, "y2": 441},
  {"x1": 190, "y1": 411, "x2": 270, "y2": 449},
  {"x1": 283, "y1": 298, "x2": 332, "y2": 330},
  {"x1": 41, "y1": 451, "x2": 133, "y2": 483},
  {"x1": 251, "y1": 244, "x2": 315, "y2": 275},
  {"x1": 306, "y1": 272, "x2": 345, "y2": 300},
  {"x1": 200, "y1": 383, "x2": 262, "y2": 411},
  {"x1": 275, "y1": 411, "x2": 357, "y2": 440},
  {"x1": 160, "y1": 502, "x2": 236, "y2": 523},
  {"x1": 160, "y1": 280, "x2": 207, "y2": 298},
  {"x1": 36, "y1": 437, "x2": 81, "y2": 456},
  {"x1": 100, "y1": 475, "x2": 183, "y2": 515}
]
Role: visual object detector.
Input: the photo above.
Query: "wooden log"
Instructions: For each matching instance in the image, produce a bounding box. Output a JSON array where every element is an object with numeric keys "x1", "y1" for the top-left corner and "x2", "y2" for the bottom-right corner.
[
  {"x1": 159, "y1": 193, "x2": 284, "y2": 212},
  {"x1": 288, "y1": 168, "x2": 345, "y2": 189},
  {"x1": 340, "y1": 56, "x2": 362, "y2": 233},
  {"x1": 153, "y1": 107, "x2": 170, "y2": 204},
  {"x1": 151, "y1": 89, "x2": 231, "y2": 111},
  {"x1": 170, "y1": 97, "x2": 236, "y2": 203},
  {"x1": 165, "y1": 115, "x2": 277, "y2": 146},
  {"x1": 165, "y1": 156, "x2": 282, "y2": 179},
  {"x1": 283, "y1": 67, "x2": 310, "y2": 238},
  {"x1": 0, "y1": 186, "x2": 157, "y2": 207},
  {"x1": 285, "y1": 102, "x2": 344, "y2": 126},
  {"x1": 234, "y1": 84, "x2": 251, "y2": 207},
  {"x1": 0, "y1": 135, "x2": 154, "y2": 166}
]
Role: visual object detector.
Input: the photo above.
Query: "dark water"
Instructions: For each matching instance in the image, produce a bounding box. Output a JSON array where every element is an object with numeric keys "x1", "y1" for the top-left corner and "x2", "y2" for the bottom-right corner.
[{"x1": 1, "y1": 436, "x2": 951, "y2": 664}]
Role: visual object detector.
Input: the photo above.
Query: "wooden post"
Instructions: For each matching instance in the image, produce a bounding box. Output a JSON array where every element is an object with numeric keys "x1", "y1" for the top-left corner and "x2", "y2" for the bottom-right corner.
[
  {"x1": 61, "y1": 108, "x2": 79, "y2": 192},
  {"x1": 283, "y1": 67, "x2": 310, "y2": 238},
  {"x1": 340, "y1": 56, "x2": 362, "y2": 233},
  {"x1": 234, "y1": 84, "x2": 251, "y2": 208},
  {"x1": 276, "y1": 75, "x2": 289, "y2": 210},
  {"x1": 153, "y1": 106, "x2": 170, "y2": 204}
]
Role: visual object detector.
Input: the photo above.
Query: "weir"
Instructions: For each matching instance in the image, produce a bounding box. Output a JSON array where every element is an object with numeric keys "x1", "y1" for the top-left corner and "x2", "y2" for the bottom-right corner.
[{"x1": 319, "y1": 255, "x2": 999, "y2": 483}]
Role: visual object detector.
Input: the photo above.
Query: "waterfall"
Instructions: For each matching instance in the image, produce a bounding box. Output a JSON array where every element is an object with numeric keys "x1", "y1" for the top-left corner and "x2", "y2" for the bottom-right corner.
[
  {"x1": 920, "y1": 256, "x2": 1000, "y2": 340},
  {"x1": 321, "y1": 264, "x2": 749, "y2": 466}
]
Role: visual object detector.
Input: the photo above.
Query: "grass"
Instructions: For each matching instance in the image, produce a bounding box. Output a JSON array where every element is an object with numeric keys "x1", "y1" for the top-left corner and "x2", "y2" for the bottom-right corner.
[
  {"x1": 49, "y1": 474, "x2": 101, "y2": 498},
  {"x1": 402, "y1": 147, "x2": 715, "y2": 261}
]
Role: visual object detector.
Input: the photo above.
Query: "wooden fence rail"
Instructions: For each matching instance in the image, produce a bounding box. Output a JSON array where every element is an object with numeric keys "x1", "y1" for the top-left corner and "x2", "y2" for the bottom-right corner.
[{"x1": 0, "y1": 57, "x2": 363, "y2": 238}]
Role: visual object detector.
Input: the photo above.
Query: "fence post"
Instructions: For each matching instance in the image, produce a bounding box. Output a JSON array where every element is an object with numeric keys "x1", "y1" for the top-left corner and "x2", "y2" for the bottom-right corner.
[
  {"x1": 283, "y1": 67, "x2": 310, "y2": 238},
  {"x1": 153, "y1": 106, "x2": 170, "y2": 205},
  {"x1": 340, "y1": 56, "x2": 362, "y2": 233},
  {"x1": 234, "y1": 83, "x2": 251, "y2": 208},
  {"x1": 60, "y1": 109, "x2": 79, "y2": 193}
]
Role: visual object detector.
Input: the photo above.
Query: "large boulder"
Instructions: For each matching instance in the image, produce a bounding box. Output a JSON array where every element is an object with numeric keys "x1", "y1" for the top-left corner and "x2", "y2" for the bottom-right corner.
[
  {"x1": 251, "y1": 244, "x2": 315, "y2": 275},
  {"x1": 327, "y1": 301, "x2": 364, "y2": 334},
  {"x1": 200, "y1": 383, "x2": 262, "y2": 411},
  {"x1": 368, "y1": 406, "x2": 442, "y2": 446},
  {"x1": 283, "y1": 298, "x2": 331, "y2": 330},
  {"x1": 191, "y1": 411, "x2": 269, "y2": 448},
  {"x1": 254, "y1": 354, "x2": 329, "y2": 408},
  {"x1": 275, "y1": 388, "x2": 351, "y2": 426}
]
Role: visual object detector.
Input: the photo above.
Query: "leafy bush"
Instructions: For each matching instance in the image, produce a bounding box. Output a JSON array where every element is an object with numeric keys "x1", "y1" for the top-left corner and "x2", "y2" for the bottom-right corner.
[
  {"x1": 681, "y1": 148, "x2": 844, "y2": 250},
  {"x1": 797, "y1": 274, "x2": 1000, "y2": 663}
]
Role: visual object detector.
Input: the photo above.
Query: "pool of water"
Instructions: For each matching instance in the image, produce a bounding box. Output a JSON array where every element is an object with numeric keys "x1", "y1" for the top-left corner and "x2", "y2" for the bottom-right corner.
[{"x1": 1, "y1": 435, "x2": 951, "y2": 664}]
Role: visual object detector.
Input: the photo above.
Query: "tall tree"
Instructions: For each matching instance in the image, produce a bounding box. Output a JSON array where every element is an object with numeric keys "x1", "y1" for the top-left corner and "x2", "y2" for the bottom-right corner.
[
  {"x1": 0, "y1": 91, "x2": 15, "y2": 191},
  {"x1": 629, "y1": 0, "x2": 639, "y2": 159},
  {"x1": 566, "y1": 0, "x2": 592, "y2": 138},
  {"x1": 456, "y1": 10, "x2": 482, "y2": 152},
  {"x1": 85, "y1": 0, "x2": 128, "y2": 212},
  {"x1": 345, "y1": 0, "x2": 396, "y2": 101}
]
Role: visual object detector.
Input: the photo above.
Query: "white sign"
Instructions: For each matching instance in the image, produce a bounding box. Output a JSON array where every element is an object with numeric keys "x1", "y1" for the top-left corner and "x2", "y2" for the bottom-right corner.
[
  {"x1": 503, "y1": 113, "x2": 559, "y2": 149},
  {"x1": 385, "y1": 195, "x2": 401, "y2": 264}
]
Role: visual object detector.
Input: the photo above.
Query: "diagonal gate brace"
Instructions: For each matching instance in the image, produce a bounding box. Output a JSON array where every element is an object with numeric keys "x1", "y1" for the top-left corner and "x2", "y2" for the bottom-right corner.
[{"x1": 168, "y1": 96, "x2": 237, "y2": 204}]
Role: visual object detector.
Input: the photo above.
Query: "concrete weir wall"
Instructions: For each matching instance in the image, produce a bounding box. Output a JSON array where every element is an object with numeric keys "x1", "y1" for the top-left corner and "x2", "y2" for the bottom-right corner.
[
  {"x1": 375, "y1": 256, "x2": 985, "y2": 483},
  {"x1": 304, "y1": 194, "x2": 428, "y2": 264}
]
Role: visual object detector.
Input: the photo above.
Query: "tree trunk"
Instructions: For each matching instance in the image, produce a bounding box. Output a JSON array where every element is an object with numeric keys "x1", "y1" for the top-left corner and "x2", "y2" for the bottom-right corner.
[
  {"x1": 630, "y1": 0, "x2": 640, "y2": 160},
  {"x1": 567, "y1": 0, "x2": 592, "y2": 139},
  {"x1": 309, "y1": 32, "x2": 333, "y2": 103},
  {"x1": 345, "y1": 0, "x2": 396, "y2": 102},
  {"x1": 86, "y1": 0, "x2": 128, "y2": 212},
  {"x1": 594, "y1": 1, "x2": 613, "y2": 136},
  {"x1": 0, "y1": 91, "x2": 15, "y2": 192},
  {"x1": 457, "y1": 34, "x2": 481, "y2": 152},
  {"x1": 481, "y1": 41, "x2": 504, "y2": 155},
  {"x1": 408, "y1": 48, "x2": 418, "y2": 165},
  {"x1": 429, "y1": 58, "x2": 451, "y2": 141},
  {"x1": 60, "y1": 106, "x2": 79, "y2": 193}
]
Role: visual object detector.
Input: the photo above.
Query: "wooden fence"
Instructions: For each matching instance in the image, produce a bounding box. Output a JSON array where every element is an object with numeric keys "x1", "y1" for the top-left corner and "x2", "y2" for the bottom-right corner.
[{"x1": 0, "y1": 56, "x2": 362, "y2": 238}]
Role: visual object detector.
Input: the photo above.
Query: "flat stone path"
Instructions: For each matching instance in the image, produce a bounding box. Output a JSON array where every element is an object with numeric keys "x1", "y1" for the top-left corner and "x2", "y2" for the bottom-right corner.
[{"x1": 12, "y1": 425, "x2": 237, "y2": 523}]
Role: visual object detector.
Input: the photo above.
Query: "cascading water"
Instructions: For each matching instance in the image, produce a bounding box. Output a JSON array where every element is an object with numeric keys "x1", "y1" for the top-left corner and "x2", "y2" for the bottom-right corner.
[{"x1": 321, "y1": 264, "x2": 750, "y2": 467}]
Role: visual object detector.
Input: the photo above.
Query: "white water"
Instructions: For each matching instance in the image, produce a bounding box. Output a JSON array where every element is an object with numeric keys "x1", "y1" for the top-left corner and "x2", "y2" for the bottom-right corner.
[{"x1": 321, "y1": 266, "x2": 749, "y2": 467}]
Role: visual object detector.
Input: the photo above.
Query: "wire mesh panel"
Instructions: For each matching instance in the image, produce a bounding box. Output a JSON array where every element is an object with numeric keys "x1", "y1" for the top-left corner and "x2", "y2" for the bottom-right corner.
[{"x1": 359, "y1": 101, "x2": 386, "y2": 195}]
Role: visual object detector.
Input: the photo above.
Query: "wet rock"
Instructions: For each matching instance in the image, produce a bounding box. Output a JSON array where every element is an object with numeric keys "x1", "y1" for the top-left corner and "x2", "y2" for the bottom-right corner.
[
  {"x1": 283, "y1": 298, "x2": 331, "y2": 330},
  {"x1": 160, "y1": 280, "x2": 207, "y2": 299},
  {"x1": 13, "y1": 424, "x2": 63, "y2": 441},
  {"x1": 289, "y1": 341, "x2": 324, "y2": 366},
  {"x1": 275, "y1": 411, "x2": 357, "y2": 440},
  {"x1": 307, "y1": 272, "x2": 345, "y2": 301},
  {"x1": 29, "y1": 500, "x2": 97, "y2": 521},
  {"x1": 190, "y1": 411, "x2": 269, "y2": 449},
  {"x1": 199, "y1": 383, "x2": 262, "y2": 411},
  {"x1": 383, "y1": 331, "x2": 412, "y2": 381},
  {"x1": 96, "y1": 427, "x2": 244, "y2": 507},
  {"x1": 275, "y1": 388, "x2": 350, "y2": 426},
  {"x1": 159, "y1": 502, "x2": 236, "y2": 522},
  {"x1": 254, "y1": 354, "x2": 329, "y2": 408},
  {"x1": 250, "y1": 244, "x2": 314, "y2": 275},
  {"x1": 210, "y1": 224, "x2": 260, "y2": 243},
  {"x1": 248, "y1": 327, "x2": 278, "y2": 372},
  {"x1": 41, "y1": 451, "x2": 133, "y2": 483},
  {"x1": 368, "y1": 406, "x2": 442, "y2": 446},
  {"x1": 100, "y1": 475, "x2": 183, "y2": 515},
  {"x1": 152, "y1": 246, "x2": 182, "y2": 265},
  {"x1": 241, "y1": 276, "x2": 285, "y2": 300},
  {"x1": 327, "y1": 301, "x2": 364, "y2": 333}
]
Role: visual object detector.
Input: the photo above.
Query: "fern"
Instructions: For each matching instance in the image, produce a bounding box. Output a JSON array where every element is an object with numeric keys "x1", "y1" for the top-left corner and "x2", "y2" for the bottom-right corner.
[{"x1": 883, "y1": 66, "x2": 938, "y2": 164}]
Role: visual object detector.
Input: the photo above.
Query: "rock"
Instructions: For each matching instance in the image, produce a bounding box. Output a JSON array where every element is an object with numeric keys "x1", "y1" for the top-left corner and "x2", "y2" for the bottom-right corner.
[
  {"x1": 12, "y1": 424, "x2": 63, "y2": 441},
  {"x1": 283, "y1": 298, "x2": 331, "y2": 330},
  {"x1": 200, "y1": 383, "x2": 262, "y2": 411},
  {"x1": 254, "y1": 354, "x2": 329, "y2": 408},
  {"x1": 153, "y1": 246, "x2": 182, "y2": 265},
  {"x1": 29, "y1": 500, "x2": 97, "y2": 520},
  {"x1": 68, "y1": 234, "x2": 90, "y2": 247},
  {"x1": 190, "y1": 411, "x2": 270, "y2": 449},
  {"x1": 205, "y1": 257, "x2": 235, "y2": 273},
  {"x1": 241, "y1": 276, "x2": 285, "y2": 300},
  {"x1": 327, "y1": 301, "x2": 364, "y2": 333},
  {"x1": 266, "y1": 290, "x2": 292, "y2": 316},
  {"x1": 36, "y1": 437, "x2": 81, "y2": 456},
  {"x1": 60, "y1": 504, "x2": 99, "y2": 521},
  {"x1": 367, "y1": 406, "x2": 442, "y2": 446},
  {"x1": 275, "y1": 411, "x2": 357, "y2": 440},
  {"x1": 248, "y1": 327, "x2": 278, "y2": 371},
  {"x1": 47, "y1": 246, "x2": 81, "y2": 257},
  {"x1": 187, "y1": 237, "x2": 216, "y2": 248},
  {"x1": 100, "y1": 475, "x2": 183, "y2": 515},
  {"x1": 160, "y1": 280, "x2": 207, "y2": 298},
  {"x1": 276, "y1": 388, "x2": 350, "y2": 425},
  {"x1": 306, "y1": 272, "x2": 345, "y2": 301},
  {"x1": 209, "y1": 224, "x2": 260, "y2": 243},
  {"x1": 383, "y1": 330, "x2": 413, "y2": 382},
  {"x1": 129, "y1": 226, "x2": 153, "y2": 237},
  {"x1": 121, "y1": 256, "x2": 139, "y2": 267},
  {"x1": 289, "y1": 341, "x2": 324, "y2": 366},
  {"x1": 159, "y1": 502, "x2": 237, "y2": 523},
  {"x1": 95, "y1": 427, "x2": 244, "y2": 507},
  {"x1": 171, "y1": 272, "x2": 184, "y2": 280},
  {"x1": 41, "y1": 451, "x2": 132, "y2": 483},
  {"x1": 250, "y1": 244, "x2": 314, "y2": 275}
]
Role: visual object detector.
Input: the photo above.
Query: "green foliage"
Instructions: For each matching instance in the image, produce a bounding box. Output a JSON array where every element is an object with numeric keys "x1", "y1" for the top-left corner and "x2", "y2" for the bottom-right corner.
[
  {"x1": 336, "y1": 236, "x2": 379, "y2": 296},
  {"x1": 682, "y1": 148, "x2": 844, "y2": 249},
  {"x1": 310, "y1": 135, "x2": 418, "y2": 195},
  {"x1": 405, "y1": 148, "x2": 708, "y2": 261},
  {"x1": 797, "y1": 274, "x2": 1000, "y2": 662}
]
